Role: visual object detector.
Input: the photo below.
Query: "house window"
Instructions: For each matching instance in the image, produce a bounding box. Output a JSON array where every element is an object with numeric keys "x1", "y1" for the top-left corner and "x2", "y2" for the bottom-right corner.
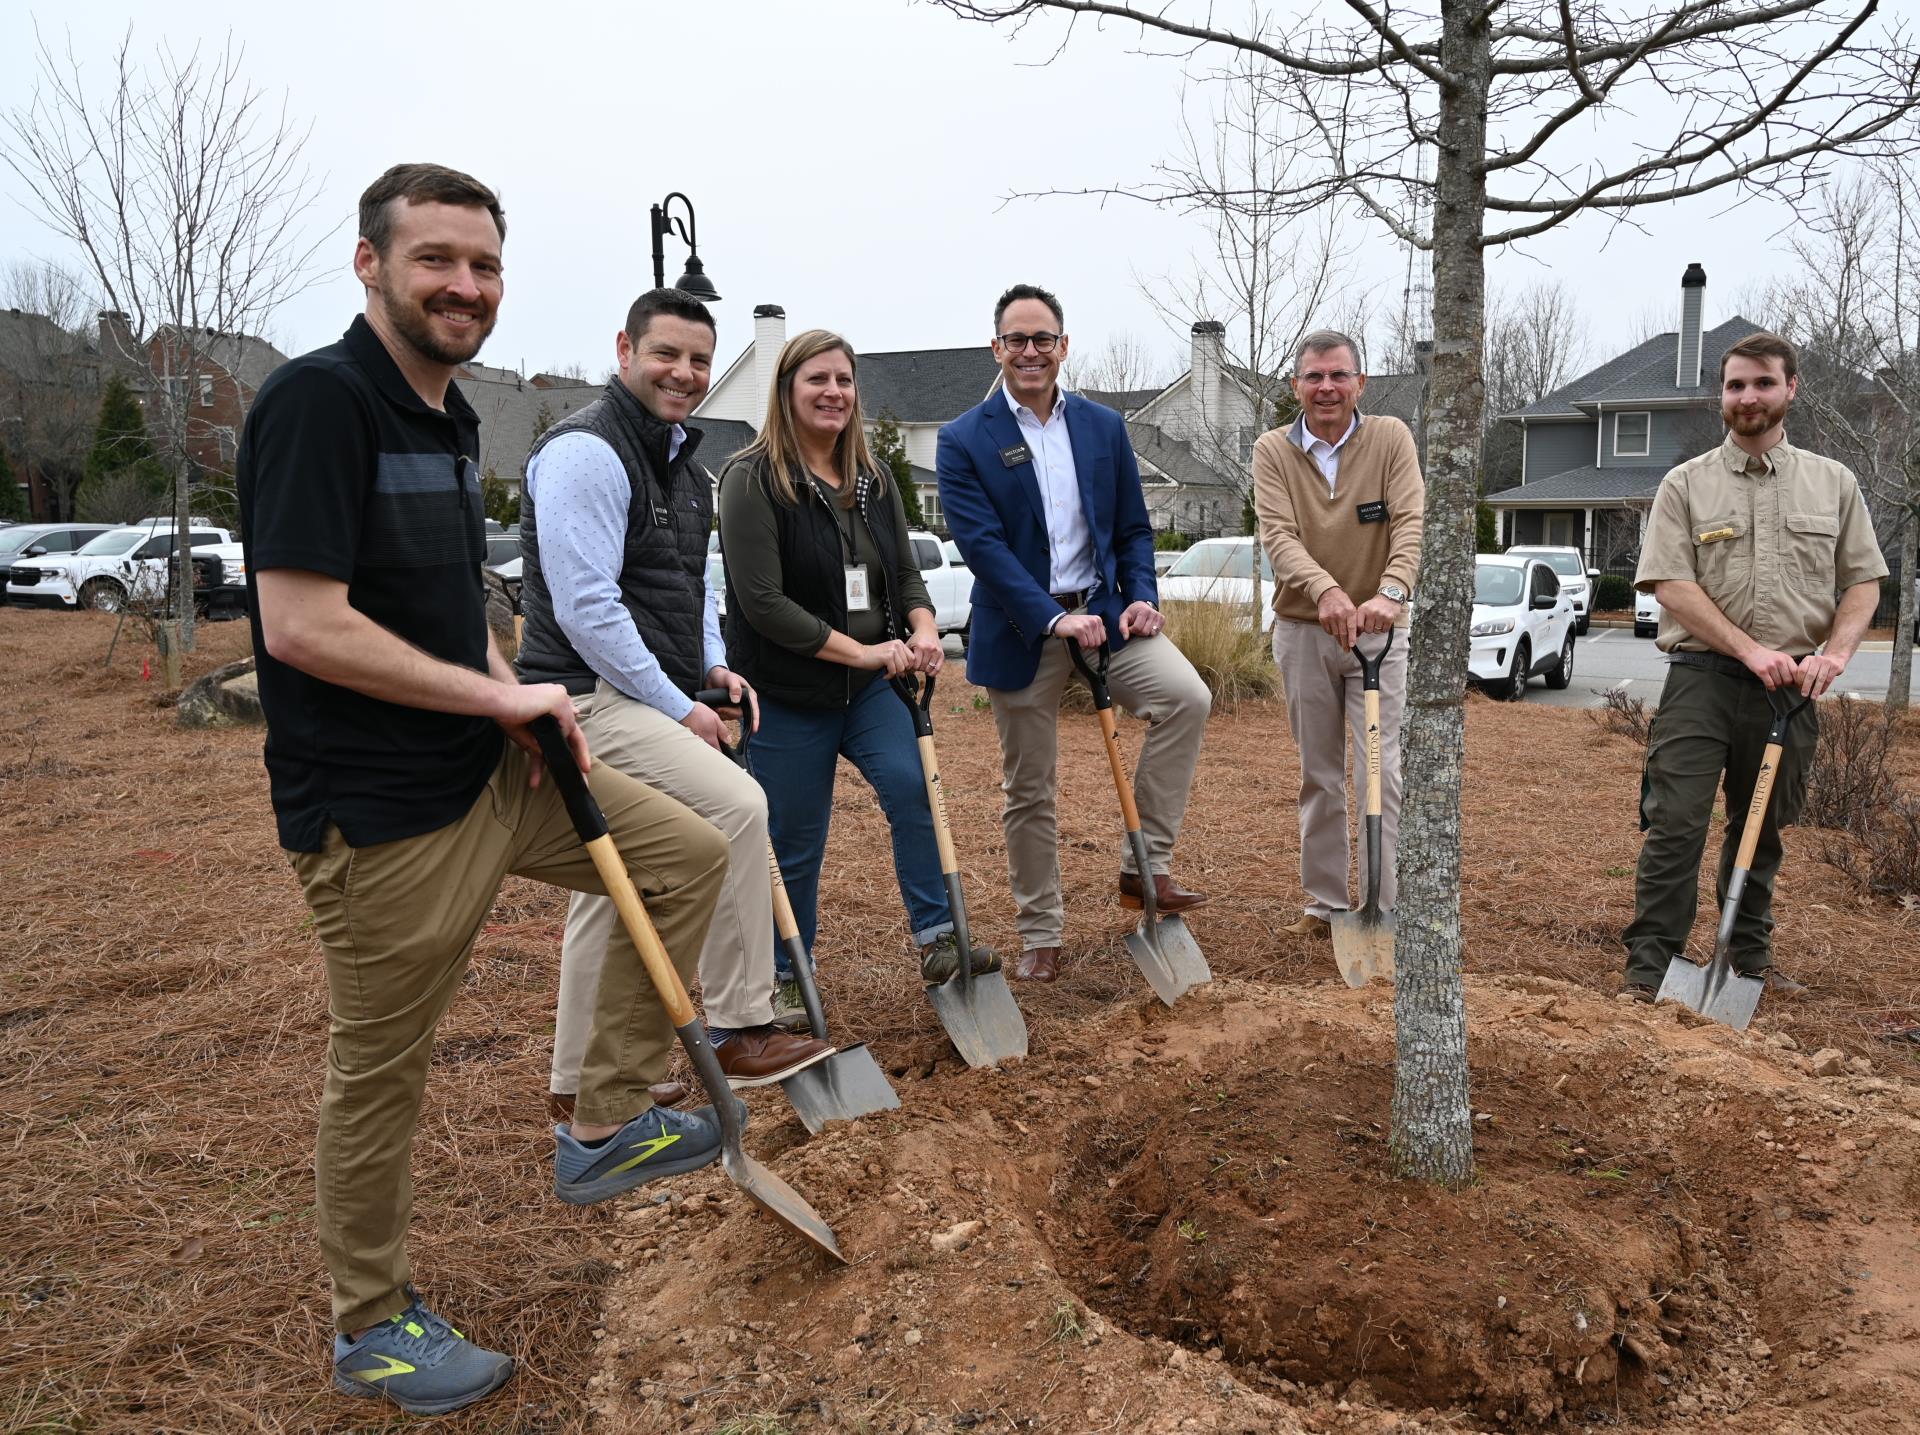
[
  {"x1": 1613, "y1": 411, "x2": 1650, "y2": 458},
  {"x1": 918, "y1": 485, "x2": 941, "y2": 527},
  {"x1": 198, "y1": 375, "x2": 215, "y2": 407}
]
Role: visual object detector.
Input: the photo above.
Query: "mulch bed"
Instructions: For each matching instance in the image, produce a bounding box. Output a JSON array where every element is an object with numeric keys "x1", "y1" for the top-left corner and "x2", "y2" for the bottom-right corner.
[{"x1": 1, "y1": 609, "x2": 1915, "y2": 1433}]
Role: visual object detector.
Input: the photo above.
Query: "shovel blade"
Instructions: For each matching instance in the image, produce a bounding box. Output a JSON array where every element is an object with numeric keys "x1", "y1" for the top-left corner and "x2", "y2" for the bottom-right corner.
[
  {"x1": 1656, "y1": 954, "x2": 1765, "y2": 1030},
  {"x1": 780, "y1": 1042, "x2": 901, "y2": 1134},
  {"x1": 1124, "y1": 914, "x2": 1211, "y2": 1006},
  {"x1": 720, "y1": 1147, "x2": 845, "y2": 1263},
  {"x1": 1329, "y1": 911, "x2": 1396, "y2": 988},
  {"x1": 926, "y1": 968, "x2": 1028, "y2": 1067}
]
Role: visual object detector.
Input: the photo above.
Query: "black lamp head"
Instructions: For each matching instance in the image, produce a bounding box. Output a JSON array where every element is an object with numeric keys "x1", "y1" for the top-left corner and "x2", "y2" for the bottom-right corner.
[{"x1": 674, "y1": 253, "x2": 721, "y2": 303}]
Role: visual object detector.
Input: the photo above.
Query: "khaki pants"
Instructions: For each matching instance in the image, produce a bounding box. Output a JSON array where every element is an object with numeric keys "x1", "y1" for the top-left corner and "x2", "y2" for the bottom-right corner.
[
  {"x1": 288, "y1": 742, "x2": 727, "y2": 1333},
  {"x1": 1271, "y1": 618, "x2": 1409, "y2": 919},
  {"x1": 551, "y1": 682, "x2": 775, "y2": 1096},
  {"x1": 988, "y1": 620, "x2": 1211, "y2": 950}
]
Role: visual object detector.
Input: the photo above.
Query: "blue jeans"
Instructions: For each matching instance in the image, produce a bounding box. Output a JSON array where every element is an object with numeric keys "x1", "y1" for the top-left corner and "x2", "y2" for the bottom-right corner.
[{"x1": 749, "y1": 677, "x2": 953, "y2": 974}]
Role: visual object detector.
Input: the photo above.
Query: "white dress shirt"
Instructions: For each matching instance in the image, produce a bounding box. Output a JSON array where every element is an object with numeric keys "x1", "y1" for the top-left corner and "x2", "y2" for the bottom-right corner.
[
  {"x1": 1004, "y1": 385, "x2": 1095, "y2": 593},
  {"x1": 524, "y1": 428, "x2": 725, "y2": 721},
  {"x1": 1289, "y1": 412, "x2": 1359, "y2": 493}
]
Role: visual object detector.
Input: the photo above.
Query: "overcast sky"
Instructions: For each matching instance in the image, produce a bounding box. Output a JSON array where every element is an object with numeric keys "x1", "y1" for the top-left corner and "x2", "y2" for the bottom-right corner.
[{"x1": 0, "y1": 1, "x2": 1867, "y2": 391}]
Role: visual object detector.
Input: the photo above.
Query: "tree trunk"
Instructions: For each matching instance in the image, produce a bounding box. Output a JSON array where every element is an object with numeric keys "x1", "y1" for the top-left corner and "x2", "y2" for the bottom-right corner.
[
  {"x1": 1390, "y1": 5, "x2": 1486, "y2": 1187},
  {"x1": 173, "y1": 444, "x2": 196, "y2": 652},
  {"x1": 1889, "y1": 505, "x2": 1917, "y2": 712}
]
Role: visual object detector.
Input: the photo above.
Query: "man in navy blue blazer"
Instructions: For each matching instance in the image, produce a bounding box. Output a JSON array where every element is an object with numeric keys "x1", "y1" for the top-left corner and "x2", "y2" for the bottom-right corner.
[{"x1": 938, "y1": 284, "x2": 1212, "y2": 984}]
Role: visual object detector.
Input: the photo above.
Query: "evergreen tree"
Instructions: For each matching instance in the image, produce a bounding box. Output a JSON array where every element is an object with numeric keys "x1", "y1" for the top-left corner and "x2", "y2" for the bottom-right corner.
[
  {"x1": 86, "y1": 376, "x2": 167, "y2": 505},
  {"x1": 870, "y1": 410, "x2": 925, "y2": 527},
  {"x1": 481, "y1": 467, "x2": 521, "y2": 526},
  {"x1": 0, "y1": 443, "x2": 25, "y2": 521}
]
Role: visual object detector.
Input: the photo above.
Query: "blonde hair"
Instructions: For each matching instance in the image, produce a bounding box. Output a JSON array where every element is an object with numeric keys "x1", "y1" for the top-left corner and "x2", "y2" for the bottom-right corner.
[{"x1": 742, "y1": 329, "x2": 885, "y2": 507}]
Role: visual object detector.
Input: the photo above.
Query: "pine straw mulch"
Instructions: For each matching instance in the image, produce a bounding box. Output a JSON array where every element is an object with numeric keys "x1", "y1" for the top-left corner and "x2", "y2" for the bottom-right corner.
[{"x1": 1, "y1": 608, "x2": 1916, "y2": 1433}]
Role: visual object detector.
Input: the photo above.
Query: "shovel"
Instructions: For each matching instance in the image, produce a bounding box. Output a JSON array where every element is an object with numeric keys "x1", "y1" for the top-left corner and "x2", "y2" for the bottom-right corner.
[
  {"x1": 1655, "y1": 688, "x2": 1811, "y2": 1030},
  {"x1": 1065, "y1": 640, "x2": 1212, "y2": 1006},
  {"x1": 890, "y1": 672, "x2": 1029, "y2": 1068},
  {"x1": 1329, "y1": 629, "x2": 1397, "y2": 988},
  {"x1": 528, "y1": 714, "x2": 845, "y2": 1263},
  {"x1": 692, "y1": 689, "x2": 902, "y2": 1132}
]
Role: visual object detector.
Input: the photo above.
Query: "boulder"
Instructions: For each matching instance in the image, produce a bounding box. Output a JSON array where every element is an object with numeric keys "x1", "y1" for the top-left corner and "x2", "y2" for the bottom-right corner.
[{"x1": 176, "y1": 657, "x2": 263, "y2": 728}]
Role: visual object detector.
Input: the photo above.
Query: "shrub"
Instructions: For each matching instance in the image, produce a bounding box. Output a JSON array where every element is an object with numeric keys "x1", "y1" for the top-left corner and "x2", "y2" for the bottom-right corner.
[
  {"x1": 1154, "y1": 530, "x2": 1192, "y2": 551},
  {"x1": 1803, "y1": 695, "x2": 1898, "y2": 837},
  {"x1": 1592, "y1": 573, "x2": 1634, "y2": 611},
  {"x1": 1160, "y1": 600, "x2": 1275, "y2": 708},
  {"x1": 1585, "y1": 687, "x2": 1655, "y2": 746}
]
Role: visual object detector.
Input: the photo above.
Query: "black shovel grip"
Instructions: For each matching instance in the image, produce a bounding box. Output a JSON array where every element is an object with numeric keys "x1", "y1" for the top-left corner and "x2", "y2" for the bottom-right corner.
[
  {"x1": 529, "y1": 714, "x2": 607, "y2": 842},
  {"x1": 694, "y1": 688, "x2": 751, "y2": 765},
  {"x1": 890, "y1": 671, "x2": 938, "y2": 736},
  {"x1": 1065, "y1": 638, "x2": 1114, "y2": 710},
  {"x1": 1352, "y1": 626, "x2": 1394, "y2": 688},
  {"x1": 1766, "y1": 688, "x2": 1813, "y2": 745}
]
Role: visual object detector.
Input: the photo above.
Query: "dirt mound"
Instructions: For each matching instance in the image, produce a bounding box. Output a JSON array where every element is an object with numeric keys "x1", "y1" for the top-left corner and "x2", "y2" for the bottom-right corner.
[{"x1": 599, "y1": 978, "x2": 1920, "y2": 1434}]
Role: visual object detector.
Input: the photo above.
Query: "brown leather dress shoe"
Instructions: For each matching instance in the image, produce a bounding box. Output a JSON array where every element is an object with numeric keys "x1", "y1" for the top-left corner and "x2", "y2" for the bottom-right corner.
[
  {"x1": 1118, "y1": 871, "x2": 1209, "y2": 913},
  {"x1": 548, "y1": 1082, "x2": 687, "y2": 1122},
  {"x1": 714, "y1": 1026, "x2": 836, "y2": 1090},
  {"x1": 1282, "y1": 913, "x2": 1331, "y2": 939},
  {"x1": 1014, "y1": 945, "x2": 1061, "y2": 982}
]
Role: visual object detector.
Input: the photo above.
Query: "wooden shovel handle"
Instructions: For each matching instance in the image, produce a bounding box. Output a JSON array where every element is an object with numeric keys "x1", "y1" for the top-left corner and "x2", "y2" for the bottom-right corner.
[
  {"x1": 530, "y1": 715, "x2": 696, "y2": 1027},
  {"x1": 1362, "y1": 688, "x2": 1383, "y2": 819},
  {"x1": 1098, "y1": 706, "x2": 1145, "y2": 834},
  {"x1": 1733, "y1": 741, "x2": 1784, "y2": 873},
  {"x1": 767, "y1": 843, "x2": 802, "y2": 943},
  {"x1": 916, "y1": 735, "x2": 962, "y2": 876}
]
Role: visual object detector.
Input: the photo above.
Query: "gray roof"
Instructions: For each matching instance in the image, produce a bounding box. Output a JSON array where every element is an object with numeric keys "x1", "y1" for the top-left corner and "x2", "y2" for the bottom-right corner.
[
  {"x1": 691, "y1": 417, "x2": 758, "y2": 471},
  {"x1": 459, "y1": 374, "x2": 601, "y2": 485},
  {"x1": 152, "y1": 326, "x2": 290, "y2": 391},
  {"x1": 858, "y1": 347, "x2": 1003, "y2": 423},
  {"x1": 1482, "y1": 464, "x2": 1662, "y2": 506},
  {"x1": 0, "y1": 308, "x2": 85, "y2": 382},
  {"x1": 1361, "y1": 371, "x2": 1426, "y2": 427},
  {"x1": 1125, "y1": 419, "x2": 1239, "y2": 492},
  {"x1": 1080, "y1": 386, "x2": 1160, "y2": 414},
  {"x1": 1510, "y1": 317, "x2": 1766, "y2": 419}
]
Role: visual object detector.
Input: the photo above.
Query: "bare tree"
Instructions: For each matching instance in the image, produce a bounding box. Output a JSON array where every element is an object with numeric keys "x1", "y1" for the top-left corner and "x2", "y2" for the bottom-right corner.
[
  {"x1": 939, "y1": 0, "x2": 1920, "y2": 1186},
  {"x1": 1067, "y1": 332, "x2": 1175, "y2": 399},
  {"x1": 2, "y1": 26, "x2": 329, "y2": 659},
  {"x1": 1481, "y1": 279, "x2": 1586, "y2": 491},
  {"x1": 0, "y1": 259, "x2": 96, "y2": 518},
  {"x1": 1773, "y1": 162, "x2": 1920, "y2": 709}
]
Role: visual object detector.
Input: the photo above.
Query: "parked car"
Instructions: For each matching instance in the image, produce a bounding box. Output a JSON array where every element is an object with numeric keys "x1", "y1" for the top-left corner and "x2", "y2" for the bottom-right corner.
[
  {"x1": 1503, "y1": 545, "x2": 1599, "y2": 635},
  {"x1": 908, "y1": 529, "x2": 973, "y2": 647},
  {"x1": 0, "y1": 523, "x2": 116, "y2": 604},
  {"x1": 1634, "y1": 586, "x2": 1662, "y2": 638},
  {"x1": 1470, "y1": 554, "x2": 1576, "y2": 700},
  {"x1": 7, "y1": 522, "x2": 234, "y2": 610},
  {"x1": 484, "y1": 532, "x2": 520, "y2": 571},
  {"x1": 1154, "y1": 548, "x2": 1180, "y2": 577},
  {"x1": 1157, "y1": 535, "x2": 1275, "y2": 630},
  {"x1": 706, "y1": 552, "x2": 727, "y2": 619},
  {"x1": 186, "y1": 541, "x2": 249, "y2": 619}
]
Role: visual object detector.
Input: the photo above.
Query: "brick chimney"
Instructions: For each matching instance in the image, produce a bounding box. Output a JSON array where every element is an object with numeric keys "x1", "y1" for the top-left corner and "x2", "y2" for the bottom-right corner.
[
  {"x1": 1676, "y1": 263, "x2": 1707, "y2": 389},
  {"x1": 752, "y1": 304, "x2": 787, "y2": 416},
  {"x1": 97, "y1": 309, "x2": 138, "y2": 364}
]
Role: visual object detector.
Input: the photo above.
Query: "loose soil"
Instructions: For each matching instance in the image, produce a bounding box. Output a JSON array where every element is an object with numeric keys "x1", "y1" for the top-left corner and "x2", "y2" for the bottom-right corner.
[{"x1": 2, "y1": 610, "x2": 1916, "y2": 1435}]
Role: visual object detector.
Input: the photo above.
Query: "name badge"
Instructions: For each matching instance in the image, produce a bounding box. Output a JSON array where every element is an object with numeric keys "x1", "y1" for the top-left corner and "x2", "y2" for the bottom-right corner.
[
  {"x1": 1356, "y1": 500, "x2": 1388, "y2": 524},
  {"x1": 650, "y1": 502, "x2": 672, "y2": 528},
  {"x1": 998, "y1": 443, "x2": 1032, "y2": 468},
  {"x1": 845, "y1": 564, "x2": 872, "y2": 613},
  {"x1": 1696, "y1": 526, "x2": 1736, "y2": 543}
]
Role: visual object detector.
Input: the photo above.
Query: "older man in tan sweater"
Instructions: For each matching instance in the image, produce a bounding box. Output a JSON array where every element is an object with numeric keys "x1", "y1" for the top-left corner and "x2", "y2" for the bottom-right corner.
[{"x1": 1252, "y1": 330, "x2": 1425, "y2": 938}]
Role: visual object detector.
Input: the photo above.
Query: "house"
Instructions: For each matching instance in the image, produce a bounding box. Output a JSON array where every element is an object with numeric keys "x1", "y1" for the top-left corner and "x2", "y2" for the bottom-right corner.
[
  {"x1": 694, "y1": 306, "x2": 1428, "y2": 538},
  {"x1": 453, "y1": 362, "x2": 601, "y2": 494},
  {"x1": 141, "y1": 320, "x2": 289, "y2": 475},
  {"x1": 1487, "y1": 265, "x2": 1763, "y2": 575},
  {"x1": 0, "y1": 306, "x2": 93, "y2": 517}
]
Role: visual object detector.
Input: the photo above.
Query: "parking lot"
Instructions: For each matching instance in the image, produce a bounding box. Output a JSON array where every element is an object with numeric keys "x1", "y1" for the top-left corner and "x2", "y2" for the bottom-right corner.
[{"x1": 1522, "y1": 625, "x2": 1898, "y2": 707}]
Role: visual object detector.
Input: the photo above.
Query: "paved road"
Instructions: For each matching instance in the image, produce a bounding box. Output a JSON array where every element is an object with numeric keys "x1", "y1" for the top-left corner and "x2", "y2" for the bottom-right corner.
[{"x1": 1519, "y1": 628, "x2": 1897, "y2": 708}]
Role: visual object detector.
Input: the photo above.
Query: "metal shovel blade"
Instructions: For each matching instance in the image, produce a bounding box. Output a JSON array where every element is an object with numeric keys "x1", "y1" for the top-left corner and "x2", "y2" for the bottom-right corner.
[
  {"x1": 1329, "y1": 910, "x2": 1396, "y2": 988},
  {"x1": 681, "y1": 1022, "x2": 845, "y2": 1263},
  {"x1": 780, "y1": 1041, "x2": 900, "y2": 1134},
  {"x1": 1124, "y1": 914, "x2": 1210, "y2": 1006},
  {"x1": 1655, "y1": 953, "x2": 1765, "y2": 1030},
  {"x1": 926, "y1": 968, "x2": 1029, "y2": 1067}
]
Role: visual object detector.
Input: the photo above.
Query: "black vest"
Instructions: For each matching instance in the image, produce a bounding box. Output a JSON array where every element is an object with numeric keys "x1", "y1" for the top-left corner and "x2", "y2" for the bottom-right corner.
[
  {"x1": 518, "y1": 381, "x2": 712, "y2": 697},
  {"x1": 720, "y1": 455, "x2": 906, "y2": 710}
]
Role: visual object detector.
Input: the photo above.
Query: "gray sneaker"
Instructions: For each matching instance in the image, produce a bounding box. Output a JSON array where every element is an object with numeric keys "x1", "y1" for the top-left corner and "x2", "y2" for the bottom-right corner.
[
  {"x1": 332, "y1": 1290, "x2": 513, "y2": 1415},
  {"x1": 553, "y1": 1101, "x2": 736, "y2": 1206},
  {"x1": 771, "y1": 978, "x2": 810, "y2": 1031},
  {"x1": 919, "y1": 931, "x2": 1001, "y2": 985}
]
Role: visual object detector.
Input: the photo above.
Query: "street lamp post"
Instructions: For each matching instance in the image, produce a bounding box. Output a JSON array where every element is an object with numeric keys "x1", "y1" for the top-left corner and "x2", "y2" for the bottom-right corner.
[{"x1": 649, "y1": 192, "x2": 721, "y2": 301}]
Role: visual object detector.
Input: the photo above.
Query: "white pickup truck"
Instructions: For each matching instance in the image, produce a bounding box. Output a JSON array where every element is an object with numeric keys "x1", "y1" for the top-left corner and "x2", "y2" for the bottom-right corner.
[{"x1": 907, "y1": 530, "x2": 973, "y2": 648}]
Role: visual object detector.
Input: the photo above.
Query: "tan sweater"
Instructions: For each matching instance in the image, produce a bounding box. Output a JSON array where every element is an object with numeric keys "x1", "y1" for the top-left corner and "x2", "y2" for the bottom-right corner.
[{"x1": 1251, "y1": 414, "x2": 1425, "y2": 625}]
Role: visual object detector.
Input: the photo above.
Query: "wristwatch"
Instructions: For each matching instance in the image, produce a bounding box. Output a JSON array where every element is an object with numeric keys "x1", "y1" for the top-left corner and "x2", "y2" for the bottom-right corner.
[{"x1": 1378, "y1": 582, "x2": 1408, "y2": 604}]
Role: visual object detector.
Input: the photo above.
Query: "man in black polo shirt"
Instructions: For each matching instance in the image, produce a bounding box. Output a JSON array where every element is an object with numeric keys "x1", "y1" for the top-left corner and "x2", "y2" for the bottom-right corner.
[{"x1": 240, "y1": 163, "x2": 730, "y2": 1417}]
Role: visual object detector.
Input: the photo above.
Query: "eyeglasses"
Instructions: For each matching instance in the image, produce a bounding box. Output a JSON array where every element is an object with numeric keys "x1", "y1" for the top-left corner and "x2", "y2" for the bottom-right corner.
[
  {"x1": 1297, "y1": 369, "x2": 1360, "y2": 386},
  {"x1": 996, "y1": 332, "x2": 1062, "y2": 354}
]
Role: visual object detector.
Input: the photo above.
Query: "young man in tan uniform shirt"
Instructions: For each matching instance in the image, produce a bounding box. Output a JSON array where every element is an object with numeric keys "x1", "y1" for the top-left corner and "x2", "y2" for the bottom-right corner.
[
  {"x1": 1252, "y1": 330, "x2": 1425, "y2": 936},
  {"x1": 1621, "y1": 331, "x2": 1885, "y2": 998}
]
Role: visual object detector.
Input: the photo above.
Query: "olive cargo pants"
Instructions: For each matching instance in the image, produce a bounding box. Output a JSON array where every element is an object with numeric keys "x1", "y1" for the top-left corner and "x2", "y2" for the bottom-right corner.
[
  {"x1": 1622, "y1": 661, "x2": 1817, "y2": 989},
  {"x1": 288, "y1": 742, "x2": 728, "y2": 1333}
]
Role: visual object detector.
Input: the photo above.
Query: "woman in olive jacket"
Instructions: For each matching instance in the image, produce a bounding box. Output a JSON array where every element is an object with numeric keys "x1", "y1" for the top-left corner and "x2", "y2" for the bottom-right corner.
[{"x1": 718, "y1": 329, "x2": 997, "y2": 1007}]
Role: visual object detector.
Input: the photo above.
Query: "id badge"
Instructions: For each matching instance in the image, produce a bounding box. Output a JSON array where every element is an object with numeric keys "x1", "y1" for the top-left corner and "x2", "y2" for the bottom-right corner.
[{"x1": 845, "y1": 563, "x2": 872, "y2": 613}]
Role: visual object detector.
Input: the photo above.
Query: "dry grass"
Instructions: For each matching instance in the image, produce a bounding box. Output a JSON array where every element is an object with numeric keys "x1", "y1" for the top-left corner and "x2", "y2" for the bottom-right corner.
[
  {"x1": 1, "y1": 609, "x2": 1915, "y2": 1432},
  {"x1": 1158, "y1": 599, "x2": 1275, "y2": 709}
]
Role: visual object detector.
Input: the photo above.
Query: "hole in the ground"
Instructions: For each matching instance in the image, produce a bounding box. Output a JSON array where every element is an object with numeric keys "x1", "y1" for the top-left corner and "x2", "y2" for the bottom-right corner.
[{"x1": 1047, "y1": 1040, "x2": 1792, "y2": 1426}]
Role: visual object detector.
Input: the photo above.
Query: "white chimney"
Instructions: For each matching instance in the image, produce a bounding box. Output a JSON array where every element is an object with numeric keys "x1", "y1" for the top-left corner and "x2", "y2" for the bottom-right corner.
[
  {"x1": 1190, "y1": 319, "x2": 1225, "y2": 412},
  {"x1": 1676, "y1": 263, "x2": 1707, "y2": 389},
  {"x1": 752, "y1": 304, "x2": 787, "y2": 419}
]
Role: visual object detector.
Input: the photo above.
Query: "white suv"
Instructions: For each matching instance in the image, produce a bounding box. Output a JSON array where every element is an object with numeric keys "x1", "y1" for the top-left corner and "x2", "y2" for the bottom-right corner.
[
  {"x1": 1470, "y1": 554, "x2": 1576, "y2": 700},
  {"x1": 908, "y1": 529, "x2": 974, "y2": 647},
  {"x1": 1155, "y1": 536, "x2": 1275, "y2": 630},
  {"x1": 1503, "y1": 545, "x2": 1598, "y2": 635},
  {"x1": 7, "y1": 523, "x2": 234, "y2": 610}
]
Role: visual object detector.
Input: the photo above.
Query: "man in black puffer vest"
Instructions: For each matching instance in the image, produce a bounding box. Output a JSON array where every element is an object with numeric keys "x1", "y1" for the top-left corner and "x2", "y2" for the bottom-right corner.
[{"x1": 519, "y1": 289, "x2": 833, "y2": 1111}]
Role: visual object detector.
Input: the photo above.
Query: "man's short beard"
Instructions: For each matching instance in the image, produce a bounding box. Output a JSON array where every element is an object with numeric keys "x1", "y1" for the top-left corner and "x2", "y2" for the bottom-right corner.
[
  {"x1": 379, "y1": 274, "x2": 495, "y2": 366},
  {"x1": 1724, "y1": 396, "x2": 1790, "y2": 436}
]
